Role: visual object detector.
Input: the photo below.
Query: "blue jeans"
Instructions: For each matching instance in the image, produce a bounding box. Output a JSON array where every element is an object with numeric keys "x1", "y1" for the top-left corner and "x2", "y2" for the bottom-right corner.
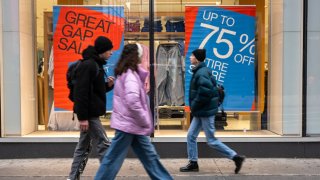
[
  {"x1": 156, "y1": 44, "x2": 184, "y2": 106},
  {"x1": 187, "y1": 116, "x2": 237, "y2": 161},
  {"x1": 95, "y1": 130, "x2": 173, "y2": 180}
]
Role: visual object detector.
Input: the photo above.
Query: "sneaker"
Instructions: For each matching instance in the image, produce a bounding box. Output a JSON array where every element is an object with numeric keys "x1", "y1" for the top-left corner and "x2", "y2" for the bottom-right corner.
[
  {"x1": 233, "y1": 155, "x2": 245, "y2": 174},
  {"x1": 179, "y1": 161, "x2": 199, "y2": 172}
]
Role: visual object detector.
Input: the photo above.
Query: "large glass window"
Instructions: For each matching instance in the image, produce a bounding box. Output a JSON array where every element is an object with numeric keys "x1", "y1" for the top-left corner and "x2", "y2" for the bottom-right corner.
[
  {"x1": 14, "y1": 0, "x2": 303, "y2": 138},
  {"x1": 34, "y1": 0, "x2": 150, "y2": 137},
  {"x1": 153, "y1": 0, "x2": 272, "y2": 137}
]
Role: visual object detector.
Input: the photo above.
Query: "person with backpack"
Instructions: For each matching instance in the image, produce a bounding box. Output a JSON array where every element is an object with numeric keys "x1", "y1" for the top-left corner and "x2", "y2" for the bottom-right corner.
[
  {"x1": 179, "y1": 49, "x2": 245, "y2": 174},
  {"x1": 68, "y1": 36, "x2": 114, "y2": 180},
  {"x1": 95, "y1": 43, "x2": 173, "y2": 180}
]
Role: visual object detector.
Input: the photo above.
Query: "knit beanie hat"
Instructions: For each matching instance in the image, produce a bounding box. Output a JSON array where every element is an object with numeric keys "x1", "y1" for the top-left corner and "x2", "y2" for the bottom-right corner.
[
  {"x1": 192, "y1": 49, "x2": 206, "y2": 62},
  {"x1": 94, "y1": 36, "x2": 113, "y2": 54}
]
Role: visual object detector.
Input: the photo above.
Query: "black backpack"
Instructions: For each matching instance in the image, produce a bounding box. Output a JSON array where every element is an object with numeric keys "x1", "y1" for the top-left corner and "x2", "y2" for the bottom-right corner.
[
  {"x1": 216, "y1": 84, "x2": 225, "y2": 106},
  {"x1": 66, "y1": 59, "x2": 99, "y2": 102}
]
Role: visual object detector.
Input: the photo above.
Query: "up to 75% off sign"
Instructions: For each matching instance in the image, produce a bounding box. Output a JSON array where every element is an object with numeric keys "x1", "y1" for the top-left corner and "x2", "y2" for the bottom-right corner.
[
  {"x1": 198, "y1": 9, "x2": 255, "y2": 84},
  {"x1": 185, "y1": 6, "x2": 256, "y2": 110},
  {"x1": 200, "y1": 23, "x2": 255, "y2": 60}
]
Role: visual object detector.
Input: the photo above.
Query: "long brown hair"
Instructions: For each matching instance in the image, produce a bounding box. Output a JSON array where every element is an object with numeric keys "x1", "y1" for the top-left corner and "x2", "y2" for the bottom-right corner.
[{"x1": 114, "y1": 44, "x2": 140, "y2": 76}]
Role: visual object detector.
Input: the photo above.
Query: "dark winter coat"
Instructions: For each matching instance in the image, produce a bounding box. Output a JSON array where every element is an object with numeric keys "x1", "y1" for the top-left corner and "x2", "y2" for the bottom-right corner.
[
  {"x1": 189, "y1": 62, "x2": 219, "y2": 117},
  {"x1": 73, "y1": 46, "x2": 113, "y2": 121}
]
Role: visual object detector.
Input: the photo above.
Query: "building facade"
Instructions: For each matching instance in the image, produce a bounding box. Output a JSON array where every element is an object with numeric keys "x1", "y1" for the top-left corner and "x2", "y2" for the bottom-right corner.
[{"x1": 0, "y1": 0, "x2": 320, "y2": 158}]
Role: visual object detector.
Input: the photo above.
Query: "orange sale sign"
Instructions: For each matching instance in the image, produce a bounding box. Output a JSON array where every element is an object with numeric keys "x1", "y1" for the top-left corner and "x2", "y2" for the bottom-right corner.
[{"x1": 53, "y1": 6, "x2": 124, "y2": 111}]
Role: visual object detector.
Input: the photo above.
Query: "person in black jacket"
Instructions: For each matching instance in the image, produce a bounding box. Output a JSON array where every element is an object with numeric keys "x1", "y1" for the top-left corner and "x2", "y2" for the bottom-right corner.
[
  {"x1": 68, "y1": 36, "x2": 115, "y2": 180},
  {"x1": 179, "y1": 49, "x2": 245, "y2": 174}
]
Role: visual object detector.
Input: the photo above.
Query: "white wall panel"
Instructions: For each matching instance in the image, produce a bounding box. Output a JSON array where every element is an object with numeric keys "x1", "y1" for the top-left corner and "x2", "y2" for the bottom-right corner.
[
  {"x1": 282, "y1": 32, "x2": 302, "y2": 135},
  {"x1": 282, "y1": 0, "x2": 303, "y2": 135},
  {"x1": 19, "y1": 0, "x2": 33, "y2": 35},
  {"x1": 307, "y1": 0, "x2": 320, "y2": 134},
  {"x1": 2, "y1": 0, "x2": 36, "y2": 136},
  {"x1": 269, "y1": 32, "x2": 283, "y2": 134},
  {"x1": 269, "y1": 0, "x2": 284, "y2": 135},
  {"x1": 283, "y1": 0, "x2": 301, "y2": 32},
  {"x1": 2, "y1": 0, "x2": 19, "y2": 32},
  {"x1": 3, "y1": 31, "x2": 21, "y2": 135},
  {"x1": 20, "y1": 0, "x2": 36, "y2": 135},
  {"x1": 270, "y1": 0, "x2": 283, "y2": 36},
  {"x1": 269, "y1": 0, "x2": 302, "y2": 135},
  {"x1": 308, "y1": 0, "x2": 320, "y2": 31},
  {"x1": 20, "y1": 33, "x2": 36, "y2": 135}
]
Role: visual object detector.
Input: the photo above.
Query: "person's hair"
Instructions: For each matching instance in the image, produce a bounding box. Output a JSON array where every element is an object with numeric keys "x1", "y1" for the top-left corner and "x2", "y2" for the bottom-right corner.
[{"x1": 115, "y1": 44, "x2": 140, "y2": 76}]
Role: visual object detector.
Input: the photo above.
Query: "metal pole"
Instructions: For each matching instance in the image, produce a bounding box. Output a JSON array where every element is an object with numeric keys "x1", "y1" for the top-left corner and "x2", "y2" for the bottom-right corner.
[
  {"x1": 302, "y1": 0, "x2": 308, "y2": 137},
  {"x1": 149, "y1": 0, "x2": 155, "y2": 136}
]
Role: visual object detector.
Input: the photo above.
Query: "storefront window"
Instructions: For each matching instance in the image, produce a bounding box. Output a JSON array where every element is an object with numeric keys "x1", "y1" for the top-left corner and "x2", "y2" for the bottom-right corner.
[
  {"x1": 0, "y1": 0, "x2": 314, "y2": 139},
  {"x1": 18, "y1": 0, "x2": 301, "y2": 138},
  {"x1": 35, "y1": 0, "x2": 150, "y2": 137},
  {"x1": 153, "y1": 0, "x2": 186, "y2": 137},
  {"x1": 152, "y1": 0, "x2": 271, "y2": 137}
]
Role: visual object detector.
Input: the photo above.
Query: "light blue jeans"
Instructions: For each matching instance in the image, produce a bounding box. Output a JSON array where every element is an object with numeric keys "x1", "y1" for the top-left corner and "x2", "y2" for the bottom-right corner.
[
  {"x1": 156, "y1": 44, "x2": 184, "y2": 106},
  {"x1": 95, "y1": 130, "x2": 173, "y2": 180},
  {"x1": 187, "y1": 115, "x2": 237, "y2": 161}
]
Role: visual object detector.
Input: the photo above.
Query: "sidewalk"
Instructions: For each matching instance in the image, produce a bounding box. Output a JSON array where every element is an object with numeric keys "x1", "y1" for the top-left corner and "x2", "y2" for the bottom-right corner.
[{"x1": 0, "y1": 158, "x2": 320, "y2": 180}]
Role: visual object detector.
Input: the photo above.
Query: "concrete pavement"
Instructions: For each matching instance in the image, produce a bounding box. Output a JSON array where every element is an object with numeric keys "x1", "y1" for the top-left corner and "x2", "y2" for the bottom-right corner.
[{"x1": 0, "y1": 158, "x2": 320, "y2": 179}]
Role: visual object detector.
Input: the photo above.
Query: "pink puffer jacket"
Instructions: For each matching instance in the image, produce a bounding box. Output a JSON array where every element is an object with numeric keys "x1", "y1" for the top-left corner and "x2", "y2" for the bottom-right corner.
[{"x1": 110, "y1": 66, "x2": 153, "y2": 135}]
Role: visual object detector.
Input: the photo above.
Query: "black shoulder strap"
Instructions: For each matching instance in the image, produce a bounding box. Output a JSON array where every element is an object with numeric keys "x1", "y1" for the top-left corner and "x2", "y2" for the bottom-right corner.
[
  {"x1": 220, "y1": 103, "x2": 225, "y2": 112},
  {"x1": 94, "y1": 62, "x2": 100, "y2": 78},
  {"x1": 75, "y1": 59, "x2": 82, "y2": 69},
  {"x1": 92, "y1": 61, "x2": 107, "y2": 78},
  {"x1": 207, "y1": 68, "x2": 217, "y2": 87}
]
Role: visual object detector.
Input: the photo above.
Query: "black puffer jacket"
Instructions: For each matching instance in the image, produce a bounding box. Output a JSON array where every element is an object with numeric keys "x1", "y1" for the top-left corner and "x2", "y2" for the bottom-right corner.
[
  {"x1": 189, "y1": 62, "x2": 219, "y2": 117},
  {"x1": 73, "y1": 46, "x2": 113, "y2": 121}
]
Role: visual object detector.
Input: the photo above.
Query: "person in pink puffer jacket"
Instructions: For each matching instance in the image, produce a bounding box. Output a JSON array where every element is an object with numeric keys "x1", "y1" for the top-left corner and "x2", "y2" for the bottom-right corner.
[
  {"x1": 110, "y1": 56, "x2": 152, "y2": 135},
  {"x1": 95, "y1": 43, "x2": 173, "y2": 180}
]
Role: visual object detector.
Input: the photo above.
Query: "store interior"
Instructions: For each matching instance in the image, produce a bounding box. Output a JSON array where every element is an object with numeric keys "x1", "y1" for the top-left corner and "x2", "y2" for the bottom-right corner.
[{"x1": 31, "y1": 0, "x2": 275, "y2": 138}]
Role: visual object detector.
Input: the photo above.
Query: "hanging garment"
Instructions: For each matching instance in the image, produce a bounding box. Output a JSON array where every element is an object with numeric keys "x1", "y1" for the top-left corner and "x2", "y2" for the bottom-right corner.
[
  {"x1": 177, "y1": 40, "x2": 185, "y2": 56},
  {"x1": 156, "y1": 43, "x2": 184, "y2": 106},
  {"x1": 47, "y1": 108, "x2": 80, "y2": 131},
  {"x1": 176, "y1": 40, "x2": 186, "y2": 74},
  {"x1": 140, "y1": 44, "x2": 150, "y2": 93},
  {"x1": 48, "y1": 46, "x2": 54, "y2": 88},
  {"x1": 37, "y1": 75, "x2": 45, "y2": 125}
]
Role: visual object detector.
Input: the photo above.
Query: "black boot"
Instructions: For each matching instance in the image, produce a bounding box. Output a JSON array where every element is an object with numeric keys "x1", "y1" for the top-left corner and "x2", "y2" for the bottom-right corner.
[
  {"x1": 233, "y1": 155, "x2": 245, "y2": 174},
  {"x1": 179, "y1": 161, "x2": 199, "y2": 172}
]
